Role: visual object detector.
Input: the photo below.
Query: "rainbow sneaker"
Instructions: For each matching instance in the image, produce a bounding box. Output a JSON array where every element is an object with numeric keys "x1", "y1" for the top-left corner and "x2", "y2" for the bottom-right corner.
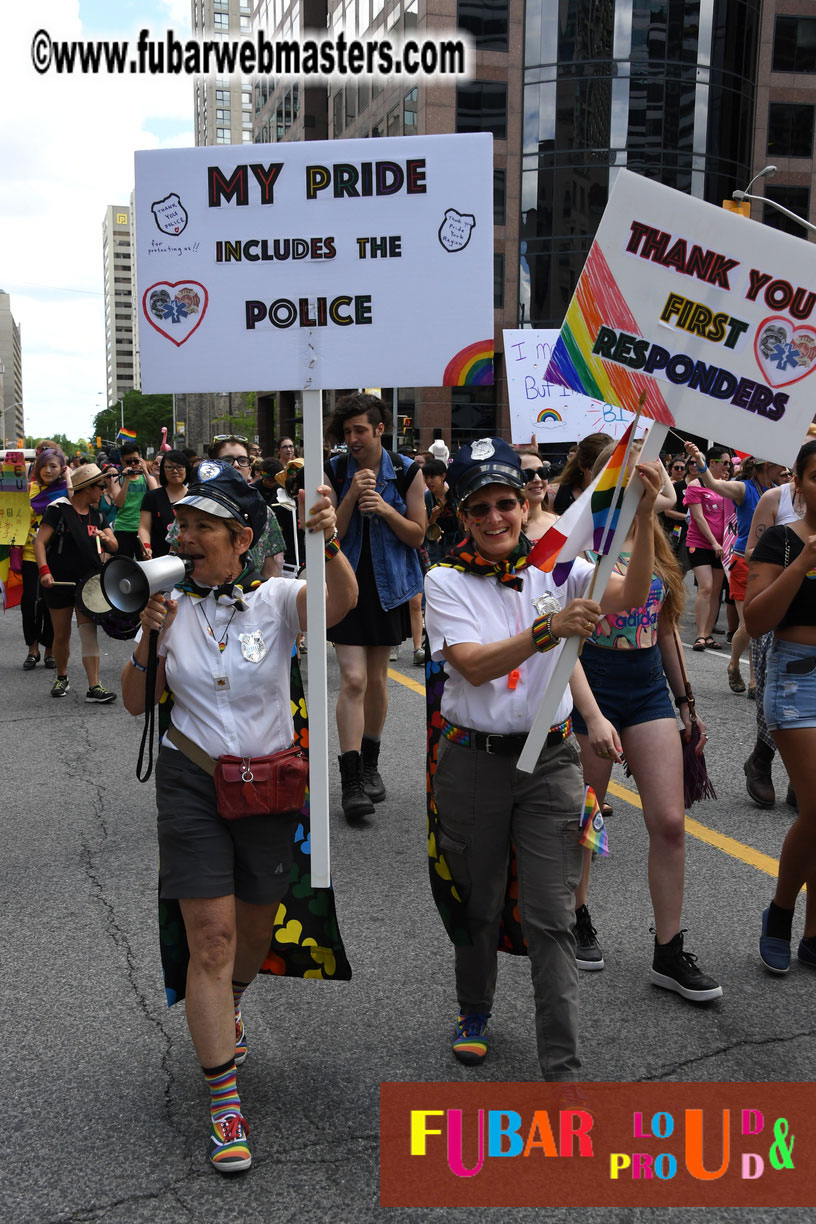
[
  {"x1": 452, "y1": 1012, "x2": 490, "y2": 1065},
  {"x1": 209, "y1": 1111, "x2": 251, "y2": 1173}
]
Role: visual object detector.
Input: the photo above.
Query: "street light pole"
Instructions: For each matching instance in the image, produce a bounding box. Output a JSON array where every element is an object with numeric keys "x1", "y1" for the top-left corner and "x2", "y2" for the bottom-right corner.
[{"x1": 732, "y1": 164, "x2": 816, "y2": 237}]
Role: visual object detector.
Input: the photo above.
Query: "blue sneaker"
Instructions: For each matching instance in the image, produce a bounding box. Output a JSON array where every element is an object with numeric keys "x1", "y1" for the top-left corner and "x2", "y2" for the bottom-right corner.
[
  {"x1": 452, "y1": 1012, "x2": 490, "y2": 1065},
  {"x1": 797, "y1": 937, "x2": 816, "y2": 968},
  {"x1": 760, "y1": 907, "x2": 790, "y2": 974}
]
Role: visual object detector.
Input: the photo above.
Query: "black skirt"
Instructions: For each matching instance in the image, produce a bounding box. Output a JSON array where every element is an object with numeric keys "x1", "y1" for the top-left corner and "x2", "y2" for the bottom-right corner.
[{"x1": 327, "y1": 524, "x2": 411, "y2": 647}]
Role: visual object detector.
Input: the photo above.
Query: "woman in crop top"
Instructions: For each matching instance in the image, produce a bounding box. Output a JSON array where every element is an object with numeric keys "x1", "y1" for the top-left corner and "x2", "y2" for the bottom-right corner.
[
  {"x1": 745, "y1": 439, "x2": 816, "y2": 975},
  {"x1": 569, "y1": 442, "x2": 721, "y2": 1002}
]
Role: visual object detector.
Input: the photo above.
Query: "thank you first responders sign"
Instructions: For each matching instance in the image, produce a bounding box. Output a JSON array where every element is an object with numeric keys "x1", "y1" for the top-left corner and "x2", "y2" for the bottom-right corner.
[
  {"x1": 135, "y1": 133, "x2": 494, "y2": 392},
  {"x1": 545, "y1": 169, "x2": 816, "y2": 462}
]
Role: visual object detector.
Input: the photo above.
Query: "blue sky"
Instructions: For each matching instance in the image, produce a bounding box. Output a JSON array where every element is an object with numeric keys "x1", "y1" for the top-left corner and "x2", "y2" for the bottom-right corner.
[{"x1": 1, "y1": 1, "x2": 194, "y2": 441}]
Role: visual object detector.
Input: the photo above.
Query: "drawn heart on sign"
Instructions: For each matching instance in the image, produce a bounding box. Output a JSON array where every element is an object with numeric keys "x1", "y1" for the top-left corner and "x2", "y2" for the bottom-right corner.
[
  {"x1": 754, "y1": 315, "x2": 816, "y2": 388},
  {"x1": 142, "y1": 280, "x2": 208, "y2": 347}
]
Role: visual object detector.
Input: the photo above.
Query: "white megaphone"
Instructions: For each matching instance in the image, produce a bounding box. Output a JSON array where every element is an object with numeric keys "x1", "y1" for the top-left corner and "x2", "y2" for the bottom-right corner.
[{"x1": 101, "y1": 555, "x2": 194, "y2": 613}]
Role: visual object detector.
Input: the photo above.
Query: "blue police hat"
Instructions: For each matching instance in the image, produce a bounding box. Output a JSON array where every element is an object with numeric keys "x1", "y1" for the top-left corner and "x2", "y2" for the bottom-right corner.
[
  {"x1": 176, "y1": 459, "x2": 267, "y2": 545},
  {"x1": 447, "y1": 438, "x2": 525, "y2": 504}
]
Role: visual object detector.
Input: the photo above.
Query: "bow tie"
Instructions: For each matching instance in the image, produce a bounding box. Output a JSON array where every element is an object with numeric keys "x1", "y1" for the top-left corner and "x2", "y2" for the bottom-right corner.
[{"x1": 176, "y1": 563, "x2": 261, "y2": 609}]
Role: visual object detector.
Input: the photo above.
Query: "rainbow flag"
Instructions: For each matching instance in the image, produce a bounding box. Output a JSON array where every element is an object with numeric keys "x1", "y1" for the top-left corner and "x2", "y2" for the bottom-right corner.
[
  {"x1": 579, "y1": 786, "x2": 609, "y2": 857},
  {"x1": 117, "y1": 427, "x2": 137, "y2": 441},
  {"x1": 528, "y1": 420, "x2": 636, "y2": 572}
]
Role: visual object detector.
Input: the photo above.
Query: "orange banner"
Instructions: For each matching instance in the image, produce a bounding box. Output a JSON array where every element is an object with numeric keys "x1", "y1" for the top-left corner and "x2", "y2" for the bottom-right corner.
[{"x1": 381, "y1": 1082, "x2": 811, "y2": 1208}]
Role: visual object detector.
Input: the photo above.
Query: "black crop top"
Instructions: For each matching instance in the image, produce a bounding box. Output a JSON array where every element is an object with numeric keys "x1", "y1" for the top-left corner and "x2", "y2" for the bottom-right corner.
[{"x1": 752, "y1": 525, "x2": 816, "y2": 630}]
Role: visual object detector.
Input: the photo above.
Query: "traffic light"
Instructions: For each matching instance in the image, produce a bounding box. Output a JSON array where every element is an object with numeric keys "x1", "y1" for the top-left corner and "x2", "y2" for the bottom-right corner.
[
  {"x1": 96, "y1": 436, "x2": 102, "y2": 448},
  {"x1": 399, "y1": 415, "x2": 413, "y2": 432}
]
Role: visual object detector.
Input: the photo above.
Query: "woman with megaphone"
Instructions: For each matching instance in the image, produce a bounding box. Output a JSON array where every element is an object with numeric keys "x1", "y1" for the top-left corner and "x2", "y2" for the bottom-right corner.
[{"x1": 121, "y1": 460, "x2": 356, "y2": 1174}]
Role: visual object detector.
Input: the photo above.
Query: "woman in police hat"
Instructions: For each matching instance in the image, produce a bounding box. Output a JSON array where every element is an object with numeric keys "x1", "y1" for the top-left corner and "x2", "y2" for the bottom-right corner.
[
  {"x1": 423, "y1": 437, "x2": 663, "y2": 1080},
  {"x1": 122, "y1": 460, "x2": 356, "y2": 1172}
]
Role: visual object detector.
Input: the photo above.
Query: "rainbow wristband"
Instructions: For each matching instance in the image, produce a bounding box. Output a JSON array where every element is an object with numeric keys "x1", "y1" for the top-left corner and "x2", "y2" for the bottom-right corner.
[
  {"x1": 324, "y1": 531, "x2": 341, "y2": 561},
  {"x1": 531, "y1": 611, "x2": 560, "y2": 653}
]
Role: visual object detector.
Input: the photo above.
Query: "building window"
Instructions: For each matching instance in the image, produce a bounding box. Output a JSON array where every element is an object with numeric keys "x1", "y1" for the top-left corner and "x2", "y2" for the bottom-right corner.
[
  {"x1": 216, "y1": 128, "x2": 231, "y2": 143},
  {"x1": 456, "y1": 0, "x2": 508, "y2": 51},
  {"x1": 216, "y1": 89, "x2": 230, "y2": 104},
  {"x1": 403, "y1": 87, "x2": 418, "y2": 134},
  {"x1": 767, "y1": 103, "x2": 815, "y2": 158},
  {"x1": 764, "y1": 185, "x2": 811, "y2": 239},
  {"x1": 494, "y1": 253, "x2": 504, "y2": 308},
  {"x1": 358, "y1": 80, "x2": 370, "y2": 114},
  {"x1": 773, "y1": 16, "x2": 816, "y2": 73},
  {"x1": 213, "y1": 12, "x2": 229, "y2": 30},
  {"x1": 451, "y1": 386, "x2": 497, "y2": 445},
  {"x1": 345, "y1": 82, "x2": 356, "y2": 125},
  {"x1": 387, "y1": 106, "x2": 400, "y2": 137},
  {"x1": 456, "y1": 82, "x2": 507, "y2": 138},
  {"x1": 404, "y1": 0, "x2": 417, "y2": 31},
  {"x1": 494, "y1": 169, "x2": 506, "y2": 225},
  {"x1": 216, "y1": 109, "x2": 231, "y2": 123},
  {"x1": 372, "y1": 119, "x2": 384, "y2": 137},
  {"x1": 333, "y1": 91, "x2": 344, "y2": 136}
]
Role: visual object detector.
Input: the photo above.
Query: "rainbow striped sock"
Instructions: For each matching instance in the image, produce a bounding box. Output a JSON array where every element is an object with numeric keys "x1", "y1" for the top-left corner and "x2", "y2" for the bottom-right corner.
[
  {"x1": 232, "y1": 979, "x2": 250, "y2": 1015},
  {"x1": 204, "y1": 1060, "x2": 241, "y2": 1122}
]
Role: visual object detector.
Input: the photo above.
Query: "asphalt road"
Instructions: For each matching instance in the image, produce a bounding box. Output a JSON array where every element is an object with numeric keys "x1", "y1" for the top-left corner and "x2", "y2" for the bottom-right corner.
[{"x1": 1, "y1": 584, "x2": 813, "y2": 1223}]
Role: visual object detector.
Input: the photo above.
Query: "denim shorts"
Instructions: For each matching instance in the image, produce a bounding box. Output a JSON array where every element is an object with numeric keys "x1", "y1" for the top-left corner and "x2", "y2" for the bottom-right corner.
[
  {"x1": 571, "y1": 642, "x2": 675, "y2": 735},
  {"x1": 764, "y1": 639, "x2": 816, "y2": 732}
]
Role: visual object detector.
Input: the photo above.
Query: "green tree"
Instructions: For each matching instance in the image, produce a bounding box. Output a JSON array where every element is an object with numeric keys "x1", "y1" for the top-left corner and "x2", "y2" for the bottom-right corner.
[{"x1": 92, "y1": 391, "x2": 174, "y2": 453}]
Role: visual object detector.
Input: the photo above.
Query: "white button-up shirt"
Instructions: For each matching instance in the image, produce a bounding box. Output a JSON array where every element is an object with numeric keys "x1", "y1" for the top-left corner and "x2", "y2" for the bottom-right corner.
[
  {"x1": 157, "y1": 577, "x2": 304, "y2": 759},
  {"x1": 424, "y1": 559, "x2": 593, "y2": 734}
]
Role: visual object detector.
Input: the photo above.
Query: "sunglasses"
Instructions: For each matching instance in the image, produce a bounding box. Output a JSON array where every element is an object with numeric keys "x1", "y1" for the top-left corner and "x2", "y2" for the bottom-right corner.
[
  {"x1": 524, "y1": 466, "x2": 550, "y2": 482},
  {"x1": 671, "y1": 463, "x2": 685, "y2": 471},
  {"x1": 464, "y1": 497, "x2": 522, "y2": 519},
  {"x1": 213, "y1": 433, "x2": 248, "y2": 443},
  {"x1": 223, "y1": 455, "x2": 251, "y2": 467},
  {"x1": 125, "y1": 458, "x2": 141, "y2": 465}
]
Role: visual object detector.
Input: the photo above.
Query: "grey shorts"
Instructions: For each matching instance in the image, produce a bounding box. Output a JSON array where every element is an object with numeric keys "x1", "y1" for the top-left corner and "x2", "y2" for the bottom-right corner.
[{"x1": 155, "y1": 746, "x2": 297, "y2": 905}]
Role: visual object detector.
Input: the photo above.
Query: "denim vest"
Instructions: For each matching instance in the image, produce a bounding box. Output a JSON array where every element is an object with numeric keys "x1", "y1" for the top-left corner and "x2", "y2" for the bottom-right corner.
[{"x1": 331, "y1": 450, "x2": 423, "y2": 611}]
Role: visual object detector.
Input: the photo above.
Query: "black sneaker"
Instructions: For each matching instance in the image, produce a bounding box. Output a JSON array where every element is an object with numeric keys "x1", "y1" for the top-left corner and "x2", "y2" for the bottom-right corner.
[
  {"x1": 86, "y1": 685, "x2": 117, "y2": 704},
  {"x1": 650, "y1": 931, "x2": 722, "y2": 1002},
  {"x1": 574, "y1": 904, "x2": 605, "y2": 971},
  {"x1": 51, "y1": 675, "x2": 70, "y2": 698}
]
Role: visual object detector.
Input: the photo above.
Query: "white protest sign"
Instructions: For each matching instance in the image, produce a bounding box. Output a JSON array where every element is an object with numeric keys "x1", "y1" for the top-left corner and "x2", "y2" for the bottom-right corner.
[
  {"x1": 503, "y1": 328, "x2": 635, "y2": 443},
  {"x1": 134, "y1": 133, "x2": 494, "y2": 393},
  {"x1": 544, "y1": 170, "x2": 816, "y2": 463}
]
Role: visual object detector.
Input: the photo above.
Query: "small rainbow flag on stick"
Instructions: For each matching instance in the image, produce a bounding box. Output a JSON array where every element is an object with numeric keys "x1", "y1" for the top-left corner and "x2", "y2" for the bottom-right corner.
[
  {"x1": 580, "y1": 786, "x2": 609, "y2": 857},
  {"x1": 117, "y1": 427, "x2": 137, "y2": 441},
  {"x1": 528, "y1": 418, "x2": 636, "y2": 573}
]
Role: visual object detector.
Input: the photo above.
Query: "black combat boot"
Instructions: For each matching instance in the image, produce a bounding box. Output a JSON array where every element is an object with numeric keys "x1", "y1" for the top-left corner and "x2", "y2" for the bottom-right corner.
[
  {"x1": 361, "y1": 735, "x2": 386, "y2": 803},
  {"x1": 338, "y1": 751, "x2": 375, "y2": 822}
]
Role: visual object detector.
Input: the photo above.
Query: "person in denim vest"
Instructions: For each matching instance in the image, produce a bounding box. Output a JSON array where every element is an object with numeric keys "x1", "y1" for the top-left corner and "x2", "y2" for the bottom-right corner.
[{"x1": 324, "y1": 393, "x2": 426, "y2": 821}]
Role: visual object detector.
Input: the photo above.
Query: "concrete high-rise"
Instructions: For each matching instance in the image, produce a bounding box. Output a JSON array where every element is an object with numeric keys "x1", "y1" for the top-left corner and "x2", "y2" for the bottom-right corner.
[
  {"x1": 102, "y1": 206, "x2": 136, "y2": 405},
  {"x1": 0, "y1": 291, "x2": 24, "y2": 445},
  {"x1": 749, "y1": 3, "x2": 816, "y2": 240}
]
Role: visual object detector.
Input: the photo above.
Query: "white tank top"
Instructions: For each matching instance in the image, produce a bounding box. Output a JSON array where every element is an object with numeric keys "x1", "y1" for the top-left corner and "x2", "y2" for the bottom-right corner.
[{"x1": 776, "y1": 481, "x2": 800, "y2": 525}]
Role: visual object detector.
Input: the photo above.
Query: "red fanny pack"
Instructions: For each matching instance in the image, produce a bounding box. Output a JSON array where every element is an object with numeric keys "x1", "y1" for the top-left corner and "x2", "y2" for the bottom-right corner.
[{"x1": 213, "y1": 747, "x2": 309, "y2": 820}]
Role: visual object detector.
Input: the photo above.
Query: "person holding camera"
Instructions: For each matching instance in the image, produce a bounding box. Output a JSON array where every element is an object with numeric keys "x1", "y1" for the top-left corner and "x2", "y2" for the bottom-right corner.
[
  {"x1": 121, "y1": 460, "x2": 356, "y2": 1173},
  {"x1": 112, "y1": 441, "x2": 159, "y2": 558}
]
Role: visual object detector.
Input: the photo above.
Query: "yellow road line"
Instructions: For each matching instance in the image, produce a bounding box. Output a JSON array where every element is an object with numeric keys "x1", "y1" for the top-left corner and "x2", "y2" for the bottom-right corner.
[
  {"x1": 606, "y1": 778, "x2": 780, "y2": 878},
  {"x1": 389, "y1": 666, "x2": 781, "y2": 880},
  {"x1": 388, "y1": 667, "x2": 425, "y2": 696}
]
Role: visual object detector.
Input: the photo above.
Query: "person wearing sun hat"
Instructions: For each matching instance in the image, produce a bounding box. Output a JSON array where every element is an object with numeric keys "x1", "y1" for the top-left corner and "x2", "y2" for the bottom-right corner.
[
  {"x1": 33, "y1": 463, "x2": 119, "y2": 702},
  {"x1": 121, "y1": 458, "x2": 357, "y2": 1174},
  {"x1": 423, "y1": 437, "x2": 663, "y2": 1080}
]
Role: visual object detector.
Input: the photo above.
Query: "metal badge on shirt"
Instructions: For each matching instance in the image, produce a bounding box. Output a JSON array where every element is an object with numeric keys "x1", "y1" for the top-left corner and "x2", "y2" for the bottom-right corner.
[
  {"x1": 532, "y1": 592, "x2": 561, "y2": 617},
  {"x1": 238, "y1": 630, "x2": 267, "y2": 663}
]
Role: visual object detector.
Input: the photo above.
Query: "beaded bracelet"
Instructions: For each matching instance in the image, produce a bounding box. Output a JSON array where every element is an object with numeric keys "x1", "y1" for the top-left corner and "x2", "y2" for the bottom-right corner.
[
  {"x1": 324, "y1": 531, "x2": 341, "y2": 561},
  {"x1": 130, "y1": 653, "x2": 148, "y2": 672},
  {"x1": 531, "y1": 611, "x2": 561, "y2": 653}
]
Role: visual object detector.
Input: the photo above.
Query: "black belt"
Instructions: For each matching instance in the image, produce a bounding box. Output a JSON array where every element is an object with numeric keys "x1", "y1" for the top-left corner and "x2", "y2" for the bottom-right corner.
[{"x1": 440, "y1": 716, "x2": 572, "y2": 757}]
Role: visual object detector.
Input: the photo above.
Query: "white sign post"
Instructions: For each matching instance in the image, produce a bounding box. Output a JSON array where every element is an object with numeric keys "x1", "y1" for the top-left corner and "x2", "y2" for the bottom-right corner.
[{"x1": 134, "y1": 133, "x2": 494, "y2": 886}]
